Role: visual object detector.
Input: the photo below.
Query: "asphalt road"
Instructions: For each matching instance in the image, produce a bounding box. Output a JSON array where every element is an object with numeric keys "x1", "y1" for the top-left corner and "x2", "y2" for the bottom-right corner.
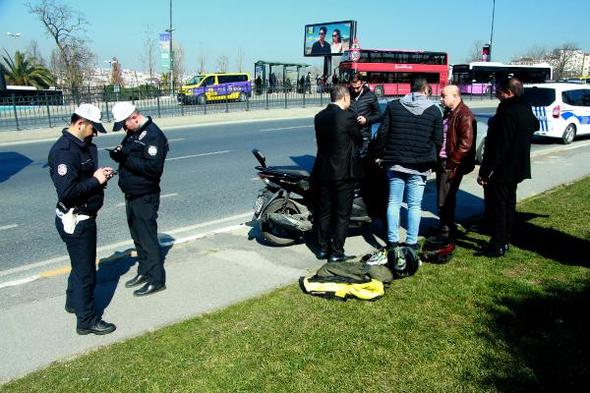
[{"x1": 0, "y1": 108, "x2": 565, "y2": 275}]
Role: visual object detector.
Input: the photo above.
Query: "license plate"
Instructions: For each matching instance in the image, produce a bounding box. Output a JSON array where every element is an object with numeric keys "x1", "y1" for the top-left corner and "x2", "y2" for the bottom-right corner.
[{"x1": 254, "y1": 196, "x2": 265, "y2": 216}]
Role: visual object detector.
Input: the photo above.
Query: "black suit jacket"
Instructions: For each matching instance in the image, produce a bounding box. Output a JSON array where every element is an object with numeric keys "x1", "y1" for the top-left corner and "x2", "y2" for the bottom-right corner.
[
  {"x1": 479, "y1": 96, "x2": 540, "y2": 183},
  {"x1": 311, "y1": 104, "x2": 363, "y2": 181}
]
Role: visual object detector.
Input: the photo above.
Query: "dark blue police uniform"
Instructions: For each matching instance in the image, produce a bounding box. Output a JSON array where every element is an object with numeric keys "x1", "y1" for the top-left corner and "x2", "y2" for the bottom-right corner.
[
  {"x1": 111, "y1": 117, "x2": 168, "y2": 288},
  {"x1": 49, "y1": 129, "x2": 104, "y2": 329}
]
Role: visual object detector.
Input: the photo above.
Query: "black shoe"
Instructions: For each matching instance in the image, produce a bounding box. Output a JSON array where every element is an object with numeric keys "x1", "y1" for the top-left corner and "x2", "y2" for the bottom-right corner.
[
  {"x1": 76, "y1": 320, "x2": 116, "y2": 335},
  {"x1": 475, "y1": 244, "x2": 507, "y2": 258},
  {"x1": 328, "y1": 254, "x2": 355, "y2": 263},
  {"x1": 65, "y1": 305, "x2": 76, "y2": 314},
  {"x1": 125, "y1": 274, "x2": 148, "y2": 288},
  {"x1": 133, "y1": 282, "x2": 166, "y2": 297},
  {"x1": 316, "y1": 250, "x2": 329, "y2": 260}
]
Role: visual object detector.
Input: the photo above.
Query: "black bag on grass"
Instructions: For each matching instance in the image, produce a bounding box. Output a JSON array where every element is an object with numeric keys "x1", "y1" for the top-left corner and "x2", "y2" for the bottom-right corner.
[{"x1": 387, "y1": 246, "x2": 421, "y2": 279}]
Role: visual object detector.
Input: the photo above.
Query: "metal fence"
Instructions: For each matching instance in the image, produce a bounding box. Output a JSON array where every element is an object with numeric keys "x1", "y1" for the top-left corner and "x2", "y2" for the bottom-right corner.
[
  {"x1": 0, "y1": 85, "x2": 331, "y2": 131},
  {"x1": 0, "y1": 82, "x2": 497, "y2": 132}
]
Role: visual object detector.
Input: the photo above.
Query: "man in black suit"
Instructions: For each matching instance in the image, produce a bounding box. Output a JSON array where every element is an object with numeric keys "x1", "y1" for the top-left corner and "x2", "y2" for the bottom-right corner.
[
  {"x1": 311, "y1": 85, "x2": 363, "y2": 262},
  {"x1": 477, "y1": 77, "x2": 540, "y2": 257}
]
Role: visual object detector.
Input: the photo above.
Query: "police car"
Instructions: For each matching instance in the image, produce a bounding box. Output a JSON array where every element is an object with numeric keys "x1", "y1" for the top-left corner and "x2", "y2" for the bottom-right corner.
[{"x1": 524, "y1": 83, "x2": 590, "y2": 144}]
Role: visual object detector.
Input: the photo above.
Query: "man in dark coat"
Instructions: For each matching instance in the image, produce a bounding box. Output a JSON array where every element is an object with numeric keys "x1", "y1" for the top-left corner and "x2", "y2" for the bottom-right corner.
[
  {"x1": 110, "y1": 102, "x2": 169, "y2": 296},
  {"x1": 311, "y1": 85, "x2": 363, "y2": 262},
  {"x1": 477, "y1": 77, "x2": 540, "y2": 257}
]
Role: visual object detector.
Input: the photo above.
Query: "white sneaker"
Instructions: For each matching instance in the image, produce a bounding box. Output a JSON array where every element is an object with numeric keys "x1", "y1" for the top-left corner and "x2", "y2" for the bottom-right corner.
[{"x1": 366, "y1": 248, "x2": 388, "y2": 265}]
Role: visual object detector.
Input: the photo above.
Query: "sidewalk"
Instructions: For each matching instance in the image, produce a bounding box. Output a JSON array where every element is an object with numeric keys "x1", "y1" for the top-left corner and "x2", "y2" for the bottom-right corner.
[
  {"x1": 0, "y1": 99, "x2": 498, "y2": 146},
  {"x1": 1, "y1": 140, "x2": 588, "y2": 383}
]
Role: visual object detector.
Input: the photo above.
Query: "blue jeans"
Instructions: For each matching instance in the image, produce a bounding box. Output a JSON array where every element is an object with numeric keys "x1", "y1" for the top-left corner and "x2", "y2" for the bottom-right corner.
[{"x1": 386, "y1": 171, "x2": 427, "y2": 245}]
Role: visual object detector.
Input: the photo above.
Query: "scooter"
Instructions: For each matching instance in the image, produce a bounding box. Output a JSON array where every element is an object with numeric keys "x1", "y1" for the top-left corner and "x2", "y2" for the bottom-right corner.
[{"x1": 251, "y1": 149, "x2": 372, "y2": 246}]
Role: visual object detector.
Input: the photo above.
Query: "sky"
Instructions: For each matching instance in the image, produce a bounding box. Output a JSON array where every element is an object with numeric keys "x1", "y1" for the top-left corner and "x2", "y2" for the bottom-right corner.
[{"x1": 1, "y1": 0, "x2": 589, "y2": 78}]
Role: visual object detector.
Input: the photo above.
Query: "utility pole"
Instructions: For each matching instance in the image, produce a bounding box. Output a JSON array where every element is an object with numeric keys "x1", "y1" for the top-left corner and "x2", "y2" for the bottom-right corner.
[
  {"x1": 167, "y1": 0, "x2": 174, "y2": 96},
  {"x1": 489, "y1": 0, "x2": 496, "y2": 61}
]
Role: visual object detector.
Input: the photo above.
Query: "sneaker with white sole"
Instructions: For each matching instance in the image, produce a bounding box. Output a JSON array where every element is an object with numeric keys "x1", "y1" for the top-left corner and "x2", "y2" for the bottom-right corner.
[{"x1": 366, "y1": 248, "x2": 388, "y2": 265}]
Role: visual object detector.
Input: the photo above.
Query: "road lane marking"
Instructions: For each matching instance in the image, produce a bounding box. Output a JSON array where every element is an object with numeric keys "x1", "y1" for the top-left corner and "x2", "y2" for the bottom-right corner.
[
  {"x1": 168, "y1": 138, "x2": 185, "y2": 142},
  {"x1": 166, "y1": 150, "x2": 231, "y2": 161},
  {"x1": 0, "y1": 211, "x2": 253, "y2": 283},
  {"x1": 259, "y1": 125, "x2": 312, "y2": 132},
  {"x1": 0, "y1": 275, "x2": 39, "y2": 289},
  {"x1": 0, "y1": 224, "x2": 18, "y2": 231}
]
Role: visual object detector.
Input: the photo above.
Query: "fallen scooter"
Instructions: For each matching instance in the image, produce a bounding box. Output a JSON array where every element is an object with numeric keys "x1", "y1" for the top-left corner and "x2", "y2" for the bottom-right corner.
[{"x1": 251, "y1": 149, "x2": 372, "y2": 246}]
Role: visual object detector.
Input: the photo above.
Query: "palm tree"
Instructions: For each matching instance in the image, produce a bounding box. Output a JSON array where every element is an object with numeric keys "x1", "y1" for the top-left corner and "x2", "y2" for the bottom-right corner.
[{"x1": 1, "y1": 50, "x2": 54, "y2": 89}]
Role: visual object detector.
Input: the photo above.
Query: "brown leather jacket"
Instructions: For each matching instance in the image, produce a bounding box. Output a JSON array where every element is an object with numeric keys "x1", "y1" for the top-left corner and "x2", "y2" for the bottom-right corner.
[{"x1": 444, "y1": 101, "x2": 476, "y2": 176}]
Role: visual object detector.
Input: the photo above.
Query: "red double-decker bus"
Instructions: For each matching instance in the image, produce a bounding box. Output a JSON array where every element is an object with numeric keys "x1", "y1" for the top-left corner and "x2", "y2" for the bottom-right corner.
[{"x1": 338, "y1": 48, "x2": 449, "y2": 96}]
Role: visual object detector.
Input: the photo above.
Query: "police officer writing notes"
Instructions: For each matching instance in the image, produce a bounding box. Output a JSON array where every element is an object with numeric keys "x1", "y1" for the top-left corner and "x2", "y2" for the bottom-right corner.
[
  {"x1": 311, "y1": 85, "x2": 363, "y2": 262},
  {"x1": 110, "y1": 102, "x2": 169, "y2": 296},
  {"x1": 49, "y1": 104, "x2": 116, "y2": 335}
]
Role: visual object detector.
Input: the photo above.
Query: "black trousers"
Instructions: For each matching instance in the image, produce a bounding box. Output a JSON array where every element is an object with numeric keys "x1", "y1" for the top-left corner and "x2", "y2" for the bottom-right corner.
[
  {"x1": 126, "y1": 192, "x2": 165, "y2": 285},
  {"x1": 56, "y1": 217, "x2": 98, "y2": 329},
  {"x1": 484, "y1": 180, "x2": 517, "y2": 248},
  {"x1": 436, "y1": 164, "x2": 464, "y2": 238},
  {"x1": 313, "y1": 179, "x2": 355, "y2": 256}
]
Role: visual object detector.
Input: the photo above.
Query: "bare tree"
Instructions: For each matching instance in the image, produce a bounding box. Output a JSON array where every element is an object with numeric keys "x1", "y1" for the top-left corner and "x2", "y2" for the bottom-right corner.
[
  {"x1": 215, "y1": 55, "x2": 228, "y2": 73},
  {"x1": 27, "y1": 0, "x2": 96, "y2": 92},
  {"x1": 547, "y1": 42, "x2": 580, "y2": 80},
  {"x1": 465, "y1": 40, "x2": 485, "y2": 63},
  {"x1": 196, "y1": 53, "x2": 206, "y2": 73},
  {"x1": 172, "y1": 42, "x2": 185, "y2": 85},
  {"x1": 235, "y1": 47, "x2": 244, "y2": 72},
  {"x1": 26, "y1": 40, "x2": 46, "y2": 66},
  {"x1": 510, "y1": 45, "x2": 549, "y2": 64},
  {"x1": 110, "y1": 57, "x2": 123, "y2": 86},
  {"x1": 141, "y1": 25, "x2": 157, "y2": 84}
]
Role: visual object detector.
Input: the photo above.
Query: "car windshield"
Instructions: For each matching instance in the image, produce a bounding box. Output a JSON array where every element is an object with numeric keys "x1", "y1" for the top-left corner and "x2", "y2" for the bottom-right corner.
[
  {"x1": 523, "y1": 87, "x2": 556, "y2": 106},
  {"x1": 186, "y1": 75, "x2": 205, "y2": 85}
]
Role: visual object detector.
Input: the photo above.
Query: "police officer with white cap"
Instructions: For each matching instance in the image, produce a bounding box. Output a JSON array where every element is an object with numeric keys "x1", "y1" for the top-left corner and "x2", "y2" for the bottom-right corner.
[
  {"x1": 110, "y1": 102, "x2": 168, "y2": 296},
  {"x1": 48, "y1": 103, "x2": 117, "y2": 335}
]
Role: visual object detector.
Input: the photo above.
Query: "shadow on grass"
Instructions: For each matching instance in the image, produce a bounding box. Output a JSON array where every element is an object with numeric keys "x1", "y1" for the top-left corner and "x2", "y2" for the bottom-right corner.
[
  {"x1": 473, "y1": 280, "x2": 590, "y2": 392},
  {"x1": 511, "y1": 212, "x2": 590, "y2": 268}
]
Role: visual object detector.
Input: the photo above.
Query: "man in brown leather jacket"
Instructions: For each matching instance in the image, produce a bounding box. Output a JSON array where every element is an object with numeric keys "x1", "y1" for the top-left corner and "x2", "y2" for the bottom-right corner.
[{"x1": 437, "y1": 85, "x2": 476, "y2": 240}]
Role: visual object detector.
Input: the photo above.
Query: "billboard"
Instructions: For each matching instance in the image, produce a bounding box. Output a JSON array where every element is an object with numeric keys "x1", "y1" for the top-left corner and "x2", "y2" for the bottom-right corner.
[{"x1": 303, "y1": 20, "x2": 356, "y2": 57}]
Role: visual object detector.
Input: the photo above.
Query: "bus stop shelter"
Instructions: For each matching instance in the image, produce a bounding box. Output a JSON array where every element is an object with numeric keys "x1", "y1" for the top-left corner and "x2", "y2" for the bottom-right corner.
[{"x1": 254, "y1": 61, "x2": 311, "y2": 93}]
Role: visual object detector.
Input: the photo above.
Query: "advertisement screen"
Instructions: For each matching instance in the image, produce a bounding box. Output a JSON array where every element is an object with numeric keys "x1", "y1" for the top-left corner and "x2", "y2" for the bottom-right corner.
[{"x1": 303, "y1": 21, "x2": 356, "y2": 57}]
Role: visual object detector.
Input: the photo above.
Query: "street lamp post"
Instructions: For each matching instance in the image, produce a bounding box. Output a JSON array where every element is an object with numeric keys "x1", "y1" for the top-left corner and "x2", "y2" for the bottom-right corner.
[
  {"x1": 6, "y1": 32, "x2": 21, "y2": 39},
  {"x1": 166, "y1": 0, "x2": 174, "y2": 96},
  {"x1": 489, "y1": 0, "x2": 496, "y2": 62}
]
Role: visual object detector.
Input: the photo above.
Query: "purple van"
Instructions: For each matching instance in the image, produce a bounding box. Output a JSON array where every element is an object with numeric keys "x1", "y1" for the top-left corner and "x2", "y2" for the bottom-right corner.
[{"x1": 178, "y1": 73, "x2": 252, "y2": 105}]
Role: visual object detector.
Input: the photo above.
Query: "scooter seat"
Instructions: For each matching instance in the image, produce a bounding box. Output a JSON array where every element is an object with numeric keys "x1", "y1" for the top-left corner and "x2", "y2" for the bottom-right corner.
[{"x1": 266, "y1": 166, "x2": 310, "y2": 178}]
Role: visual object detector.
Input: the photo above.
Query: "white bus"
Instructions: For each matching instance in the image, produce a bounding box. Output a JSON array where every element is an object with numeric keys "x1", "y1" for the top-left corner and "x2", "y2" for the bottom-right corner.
[{"x1": 451, "y1": 62, "x2": 553, "y2": 95}]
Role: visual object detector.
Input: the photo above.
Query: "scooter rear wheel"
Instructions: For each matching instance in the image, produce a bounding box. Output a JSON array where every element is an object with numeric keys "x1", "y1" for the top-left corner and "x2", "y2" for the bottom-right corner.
[{"x1": 260, "y1": 198, "x2": 302, "y2": 246}]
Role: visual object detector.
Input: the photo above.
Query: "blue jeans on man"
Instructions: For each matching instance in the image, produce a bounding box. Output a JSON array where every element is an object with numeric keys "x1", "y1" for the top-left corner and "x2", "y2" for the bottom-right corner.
[{"x1": 386, "y1": 171, "x2": 427, "y2": 246}]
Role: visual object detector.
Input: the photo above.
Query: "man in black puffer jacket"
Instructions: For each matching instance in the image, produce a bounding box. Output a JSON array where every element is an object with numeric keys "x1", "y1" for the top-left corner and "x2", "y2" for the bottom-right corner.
[
  {"x1": 374, "y1": 78, "x2": 442, "y2": 253},
  {"x1": 348, "y1": 74, "x2": 382, "y2": 155}
]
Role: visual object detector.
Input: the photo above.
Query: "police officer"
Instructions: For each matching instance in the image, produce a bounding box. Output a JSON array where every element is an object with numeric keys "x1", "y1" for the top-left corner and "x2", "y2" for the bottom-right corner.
[
  {"x1": 110, "y1": 102, "x2": 168, "y2": 296},
  {"x1": 49, "y1": 103, "x2": 116, "y2": 335}
]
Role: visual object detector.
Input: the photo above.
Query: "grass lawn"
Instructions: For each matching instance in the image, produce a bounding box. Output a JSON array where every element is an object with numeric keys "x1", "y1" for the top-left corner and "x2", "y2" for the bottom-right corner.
[{"x1": 2, "y1": 177, "x2": 590, "y2": 393}]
